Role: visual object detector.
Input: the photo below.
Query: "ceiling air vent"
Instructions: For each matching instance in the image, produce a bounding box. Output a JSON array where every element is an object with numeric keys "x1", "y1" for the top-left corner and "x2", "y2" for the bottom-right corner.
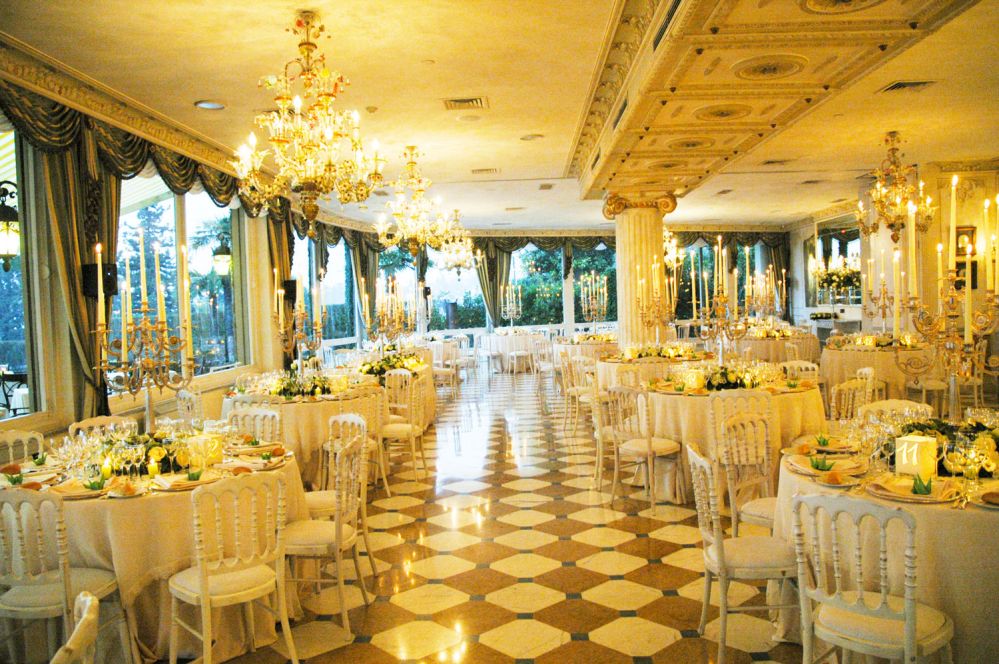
[
  {"x1": 613, "y1": 98, "x2": 628, "y2": 128},
  {"x1": 716, "y1": 189, "x2": 733, "y2": 196},
  {"x1": 538, "y1": 183, "x2": 554, "y2": 191},
  {"x1": 494, "y1": 222, "x2": 513, "y2": 227},
  {"x1": 761, "y1": 159, "x2": 792, "y2": 166},
  {"x1": 443, "y1": 97, "x2": 489, "y2": 111},
  {"x1": 471, "y1": 168, "x2": 499, "y2": 175},
  {"x1": 879, "y1": 80, "x2": 935, "y2": 93},
  {"x1": 653, "y1": 0, "x2": 683, "y2": 51},
  {"x1": 800, "y1": 179, "x2": 823, "y2": 185}
]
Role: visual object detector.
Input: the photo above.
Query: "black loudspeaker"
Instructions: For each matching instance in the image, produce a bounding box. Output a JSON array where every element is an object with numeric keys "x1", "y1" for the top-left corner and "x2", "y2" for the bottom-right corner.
[
  {"x1": 282, "y1": 279, "x2": 297, "y2": 307},
  {"x1": 82, "y1": 263, "x2": 119, "y2": 298},
  {"x1": 423, "y1": 285, "x2": 432, "y2": 298}
]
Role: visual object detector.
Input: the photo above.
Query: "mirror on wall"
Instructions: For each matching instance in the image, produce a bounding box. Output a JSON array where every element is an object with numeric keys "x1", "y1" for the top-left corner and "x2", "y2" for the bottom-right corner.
[{"x1": 805, "y1": 215, "x2": 862, "y2": 307}]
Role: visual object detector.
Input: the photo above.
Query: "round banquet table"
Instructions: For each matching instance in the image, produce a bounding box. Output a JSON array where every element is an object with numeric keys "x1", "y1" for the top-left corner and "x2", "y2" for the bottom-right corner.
[
  {"x1": 820, "y1": 346, "x2": 931, "y2": 398},
  {"x1": 484, "y1": 333, "x2": 544, "y2": 372},
  {"x1": 772, "y1": 461, "x2": 999, "y2": 663},
  {"x1": 596, "y1": 358, "x2": 686, "y2": 389},
  {"x1": 64, "y1": 459, "x2": 309, "y2": 662},
  {"x1": 553, "y1": 341, "x2": 619, "y2": 362},
  {"x1": 737, "y1": 334, "x2": 820, "y2": 363}
]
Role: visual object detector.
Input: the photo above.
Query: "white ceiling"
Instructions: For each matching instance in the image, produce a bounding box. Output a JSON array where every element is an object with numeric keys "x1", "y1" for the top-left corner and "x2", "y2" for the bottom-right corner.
[{"x1": 0, "y1": 0, "x2": 995, "y2": 231}]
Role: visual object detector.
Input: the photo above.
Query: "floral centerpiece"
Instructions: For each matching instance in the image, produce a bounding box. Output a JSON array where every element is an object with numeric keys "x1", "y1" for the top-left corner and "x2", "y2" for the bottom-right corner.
[
  {"x1": 826, "y1": 333, "x2": 919, "y2": 350},
  {"x1": 899, "y1": 418, "x2": 998, "y2": 478},
  {"x1": 619, "y1": 343, "x2": 698, "y2": 361},
  {"x1": 358, "y1": 352, "x2": 427, "y2": 379},
  {"x1": 705, "y1": 365, "x2": 759, "y2": 391},
  {"x1": 747, "y1": 326, "x2": 795, "y2": 339},
  {"x1": 572, "y1": 333, "x2": 616, "y2": 344},
  {"x1": 269, "y1": 372, "x2": 349, "y2": 398},
  {"x1": 818, "y1": 266, "x2": 861, "y2": 292}
]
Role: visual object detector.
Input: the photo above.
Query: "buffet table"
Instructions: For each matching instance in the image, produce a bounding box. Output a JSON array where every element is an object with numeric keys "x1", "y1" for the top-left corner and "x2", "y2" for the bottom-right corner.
[
  {"x1": 773, "y1": 461, "x2": 999, "y2": 663},
  {"x1": 483, "y1": 333, "x2": 544, "y2": 372},
  {"x1": 819, "y1": 346, "x2": 931, "y2": 397},
  {"x1": 66, "y1": 460, "x2": 309, "y2": 662},
  {"x1": 737, "y1": 334, "x2": 820, "y2": 363}
]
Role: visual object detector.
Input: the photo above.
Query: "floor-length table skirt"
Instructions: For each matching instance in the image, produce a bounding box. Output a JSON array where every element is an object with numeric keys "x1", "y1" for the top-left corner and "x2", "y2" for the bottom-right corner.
[
  {"x1": 772, "y1": 462, "x2": 999, "y2": 663},
  {"x1": 819, "y1": 347, "x2": 931, "y2": 398},
  {"x1": 65, "y1": 460, "x2": 309, "y2": 662},
  {"x1": 737, "y1": 335, "x2": 820, "y2": 363},
  {"x1": 484, "y1": 333, "x2": 545, "y2": 371},
  {"x1": 553, "y1": 342, "x2": 619, "y2": 362},
  {"x1": 596, "y1": 358, "x2": 706, "y2": 389}
]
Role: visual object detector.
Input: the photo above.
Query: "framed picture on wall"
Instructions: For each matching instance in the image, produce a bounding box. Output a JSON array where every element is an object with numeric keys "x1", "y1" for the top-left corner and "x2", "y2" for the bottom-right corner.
[{"x1": 956, "y1": 260, "x2": 978, "y2": 290}]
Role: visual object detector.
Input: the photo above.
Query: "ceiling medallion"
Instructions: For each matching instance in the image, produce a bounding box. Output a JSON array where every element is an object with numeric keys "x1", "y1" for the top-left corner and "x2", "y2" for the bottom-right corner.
[
  {"x1": 232, "y1": 10, "x2": 385, "y2": 238},
  {"x1": 694, "y1": 104, "x2": 753, "y2": 122},
  {"x1": 667, "y1": 137, "x2": 715, "y2": 151},
  {"x1": 800, "y1": 0, "x2": 887, "y2": 15},
  {"x1": 732, "y1": 54, "x2": 808, "y2": 81}
]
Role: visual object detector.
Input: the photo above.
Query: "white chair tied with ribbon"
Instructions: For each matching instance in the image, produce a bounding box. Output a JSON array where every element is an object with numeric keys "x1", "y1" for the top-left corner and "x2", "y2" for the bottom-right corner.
[
  {"x1": 49, "y1": 592, "x2": 100, "y2": 664},
  {"x1": 687, "y1": 446, "x2": 797, "y2": 664},
  {"x1": 0, "y1": 429, "x2": 46, "y2": 466},
  {"x1": 791, "y1": 493, "x2": 954, "y2": 664},
  {"x1": 167, "y1": 473, "x2": 299, "y2": 664},
  {"x1": 227, "y1": 407, "x2": 282, "y2": 442}
]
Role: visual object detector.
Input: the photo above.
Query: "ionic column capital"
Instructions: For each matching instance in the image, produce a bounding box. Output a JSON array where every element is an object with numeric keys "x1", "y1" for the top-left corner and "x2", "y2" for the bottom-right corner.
[{"x1": 602, "y1": 192, "x2": 678, "y2": 220}]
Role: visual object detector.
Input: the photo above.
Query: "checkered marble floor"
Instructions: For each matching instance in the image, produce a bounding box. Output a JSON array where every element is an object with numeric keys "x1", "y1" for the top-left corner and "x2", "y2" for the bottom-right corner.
[{"x1": 233, "y1": 370, "x2": 802, "y2": 664}]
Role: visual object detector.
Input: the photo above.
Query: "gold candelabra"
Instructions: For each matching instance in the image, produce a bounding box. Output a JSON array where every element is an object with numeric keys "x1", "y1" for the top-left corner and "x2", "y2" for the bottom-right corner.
[
  {"x1": 272, "y1": 304, "x2": 325, "y2": 374},
  {"x1": 863, "y1": 278, "x2": 895, "y2": 334},
  {"x1": 697, "y1": 291, "x2": 747, "y2": 366},
  {"x1": 579, "y1": 271, "x2": 608, "y2": 323},
  {"x1": 500, "y1": 283, "x2": 522, "y2": 326},
  {"x1": 362, "y1": 277, "x2": 415, "y2": 346}
]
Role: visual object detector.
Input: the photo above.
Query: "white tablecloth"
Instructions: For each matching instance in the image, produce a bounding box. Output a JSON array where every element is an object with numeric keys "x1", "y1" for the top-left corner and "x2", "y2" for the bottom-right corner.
[
  {"x1": 554, "y1": 342, "x2": 619, "y2": 362},
  {"x1": 65, "y1": 460, "x2": 309, "y2": 662},
  {"x1": 484, "y1": 333, "x2": 544, "y2": 371},
  {"x1": 737, "y1": 334, "x2": 820, "y2": 363},
  {"x1": 820, "y1": 347, "x2": 931, "y2": 398},
  {"x1": 773, "y1": 462, "x2": 999, "y2": 663},
  {"x1": 596, "y1": 359, "x2": 680, "y2": 388}
]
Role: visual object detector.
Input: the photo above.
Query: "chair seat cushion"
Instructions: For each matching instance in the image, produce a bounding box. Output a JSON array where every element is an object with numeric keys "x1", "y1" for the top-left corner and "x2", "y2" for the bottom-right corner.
[
  {"x1": 386, "y1": 413, "x2": 406, "y2": 424},
  {"x1": 740, "y1": 496, "x2": 777, "y2": 523},
  {"x1": 304, "y1": 490, "x2": 336, "y2": 517},
  {"x1": 284, "y1": 519, "x2": 356, "y2": 555},
  {"x1": 508, "y1": 351, "x2": 530, "y2": 357},
  {"x1": 169, "y1": 564, "x2": 275, "y2": 602},
  {"x1": 815, "y1": 591, "x2": 949, "y2": 648},
  {"x1": 382, "y1": 422, "x2": 420, "y2": 439},
  {"x1": 706, "y1": 535, "x2": 795, "y2": 572},
  {"x1": 620, "y1": 437, "x2": 681, "y2": 456},
  {"x1": 0, "y1": 568, "x2": 117, "y2": 611}
]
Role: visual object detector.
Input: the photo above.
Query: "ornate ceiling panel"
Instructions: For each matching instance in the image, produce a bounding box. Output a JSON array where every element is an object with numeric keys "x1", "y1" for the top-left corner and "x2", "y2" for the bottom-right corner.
[{"x1": 570, "y1": 0, "x2": 980, "y2": 204}]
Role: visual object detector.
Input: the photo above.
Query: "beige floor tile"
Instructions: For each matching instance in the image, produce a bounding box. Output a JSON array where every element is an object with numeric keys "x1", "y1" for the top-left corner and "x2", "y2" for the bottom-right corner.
[
  {"x1": 369, "y1": 620, "x2": 463, "y2": 660},
  {"x1": 576, "y1": 550, "x2": 648, "y2": 576},
  {"x1": 588, "y1": 617, "x2": 682, "y2": 657},
  {"x1": 493, "y1": 528, "x2": 559, "y2": 551},
  {"x1": 407, "y1": 554, "x2": 477, "y2": 580},
  {"x1": 582, "y1": 579, "x2": 664, "y2": 610},
  {"x1": 485, "y1": 582, "x2": 565, "y2": 613},
  {"x1": 571, "y1": 526, "x2": 635, "y2": 548},
  {"x1": 389, "y1": 583, "x2": 470, "y2": 615},
  {"x1": 479, "y1": 619, "x2": 571, "y2": 659},
  {"x1": 496, "y1": 508, "x2": 556, "y2": 527},
  {"x1": 490, "y1": 552, "x2": 562, "y2": 578}
]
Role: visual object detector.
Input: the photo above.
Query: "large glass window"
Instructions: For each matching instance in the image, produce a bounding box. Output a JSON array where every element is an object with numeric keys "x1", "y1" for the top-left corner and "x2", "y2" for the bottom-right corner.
[
  {"x1": 0, "y1": 128, "x2": 34, "y2": 420},
  {"x1": 425, "y1": 248, "x2": 486, "y2": 330},
  {"x1": 319, "y1": 241, "x2": 356, "y2": 342},
  {"x1": 511, "y1": 244, "x2": 562, "y2": 326},
  {"x1": 572, "y1": 243, "x2": 617, "y2": 323}
]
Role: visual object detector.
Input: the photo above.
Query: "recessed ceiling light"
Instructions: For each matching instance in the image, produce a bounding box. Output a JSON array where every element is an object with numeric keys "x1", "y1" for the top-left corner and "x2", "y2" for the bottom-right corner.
[
  {"x1": 538, "y1": 183, "x2": 554, "y2": 191},
  {"x1": 520, "y1": 133, "x2": 545, "y2": 141},
  {"x1": 458, "y1": 114, "x2": 481, "y2": 122},
  {"x1": 194, "y1": 100, "x2": 225, "y2": 110}
]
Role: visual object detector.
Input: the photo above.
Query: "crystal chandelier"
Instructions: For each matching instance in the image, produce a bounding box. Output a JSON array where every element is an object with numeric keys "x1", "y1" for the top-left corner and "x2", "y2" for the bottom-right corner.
[
  {"x1": 856, "y1": 131, "x2": 935, "y2": 242},
  {"x1": 374, "y1": 145, "x2": 464, "y2": 256},
  {"x1": 232, "y1": 10, "x2": 385, "y2": 238},
  {"x1": 439, "y1": 231, "x2": 480, "y2": 275}
]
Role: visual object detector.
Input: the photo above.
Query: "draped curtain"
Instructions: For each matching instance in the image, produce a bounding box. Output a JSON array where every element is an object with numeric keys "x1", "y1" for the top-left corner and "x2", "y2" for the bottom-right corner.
[
  {"x1": 342, "y1": 229, "x2": 380, "y2": 339},
  {"x1": 266, "y1": 199, "x2": 296, "y2": 360},
  {"x1": 767, "y1": 243, "x2": 791, "y2": 321}
]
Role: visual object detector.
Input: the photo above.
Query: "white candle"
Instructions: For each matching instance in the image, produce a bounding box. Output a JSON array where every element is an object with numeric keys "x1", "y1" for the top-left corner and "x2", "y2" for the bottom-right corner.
[
  {"x1": 273, "y1": 268, "x2": 279, "y2": 314},
  {"x1": 123, "y1": 255, "x2": 130, "y2": 325},
  {"x1": 949, "y1": 175, "x2": 958, "y2": 271},
  {"x1": 936, "y1": 244, "x2": 944, "y2": 315},
  {"x1": 296, "y1": 277, "x2": 305, "y2": 313},
  {"x1": 278, "y1": 289, "x2": 285, "y2": 328},
  {"x1": 732, "y1": 268, "x2": 738, "y2": 317},
  {"x1": 313, "y1": 284, "x2": 322, "y2": 327},
  {"x1": 892, "y1": 251, "x2": 901, "y2": 339},
  {"x1": 985, "y1": 239, "x2": 993, "y2": 296},
  {"x1": 138, "y1": 229, "x2": 147, "y2": 307},
  {"x1": 179, "y1": 244, "x2": 192, "y2": 362},
  {"x1": 880, "y1": 250, "x2": 886, "y2": 289},
  {"x1": 867, "y1": 259, "x2": 874, "y2": 291},
  {"x1": 95, "y1": 243, "x2": 105, "y2": 328},
  {"x1": 120, "y1": 281, "x2": 128, "y2": 359},
  {"x1": 184, "y1": 276, "x2": 194, "y2": 355},
  {"x1": 906, "y1": 202, "x2": 917, "y2": 299},
  {"x1": 153, "y1": 249, "x2": 165, "y2": 322},
  {"x1": 964, "y1": 244, "x2": 974, "y2": 345}
]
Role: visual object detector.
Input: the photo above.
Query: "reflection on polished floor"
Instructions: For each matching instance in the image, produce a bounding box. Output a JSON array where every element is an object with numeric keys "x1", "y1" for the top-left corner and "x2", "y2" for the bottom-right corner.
[{"x1": 234, "y1": 371, "x2": 802, "y2": 663}]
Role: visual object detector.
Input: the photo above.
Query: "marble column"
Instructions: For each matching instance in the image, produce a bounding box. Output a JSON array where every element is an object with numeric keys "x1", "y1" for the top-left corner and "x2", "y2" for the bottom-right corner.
[{"x1": 603, "y1": 193, "x2": 678, "y2": 349}]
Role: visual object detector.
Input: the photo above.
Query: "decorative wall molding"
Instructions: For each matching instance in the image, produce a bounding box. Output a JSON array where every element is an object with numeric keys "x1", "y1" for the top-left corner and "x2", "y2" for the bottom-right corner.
[
  {"x1": 0, "y1": 34, "x2": 238, "y2": 175},
  {"x1": 930, "y1": 157, "x2": 999, "y2": 173},
  {"x1": 469, "y1": 228, "x2": 615, "y2": 238},
  {"x1": 788, "y1": 200, "x2": 859, "y2": 230}
]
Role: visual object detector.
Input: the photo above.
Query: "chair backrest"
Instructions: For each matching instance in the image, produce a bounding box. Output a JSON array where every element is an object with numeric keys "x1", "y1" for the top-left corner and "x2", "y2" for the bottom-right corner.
[
  {"x1": 0, "y1": 430, "x2": 46, "y2": 466},
  {"x1": 227, "y1": 407, "x2": 282, "y2": 441},
  {"x1": 686, "y1": 445, "x2": 725, "y2": 563},
  {"x1": 0, "y1": 490, "x2": 73, "y2": 626},
  {"x1": 857, "y1": 399, "x2": 933, "y2": 421},
  {"x1": 791, "y1": 493, "x2": 919, "y2": 661},
  {"x1": 830, "y1": 378, "x2": 873, "y2": 420},
  {"x1": 780, "y1": 360, "x2": 819, "y2": 381},
  {"x1": 784, "y1": 341, "x2": 801, "y2": 361},
  {"x1": 606, "y1": 386, "x2": 647, "y2": 444},
  {"x1": 67, "y1": 416, "x2": 135, "y2": 439},
  {"x1": 191, "y1": 472, "x2": 286, "y2": 581},
  {"x1": 531, "y1": 336, "x2": 552, "y2": 365},
  {"x1": 615, "y1": 363, "x2": 643, "y2": 388},
  {"x1": 740, "y1": 346, "x2": 754, "y2": 360},
  {"x1": 230, "y1": 393, "x2": 270, "y2": 410},
  {"x1": 569, "y1": 355, "x2": 595, "y2": 389},
  {"x1": 325, "y1": 414, "x2": 367, "y2": 535},
  {"x1": 718, "y1": 412, "x2": 773, "y2": 500},
  {"x1": 175, "y1": 389, "x2": 202, "y2": 422},
  {"x1": 50, "y1": 592, "x2": 100, "y2": 664},
  {"x1": 707, "y1": 389, "x2": 774, "y2": 459},
  {"x1": 384, "y1": 369, "x2": 418, "y2": 422}
]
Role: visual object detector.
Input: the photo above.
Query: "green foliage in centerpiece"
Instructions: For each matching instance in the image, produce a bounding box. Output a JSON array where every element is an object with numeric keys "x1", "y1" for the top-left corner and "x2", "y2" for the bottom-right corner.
[
  {"x1": 269, "y1": 372, "x2": 346, "y2": 398},
  {"x1": 706, "y1": 365, "x2": 758, "y2": 391},
  {"x1": 83, "y1": 477, "x2": 106, "y2": 490},
  {"x1": 358, "y1": 352, "x2": 427, "y2": 378}
]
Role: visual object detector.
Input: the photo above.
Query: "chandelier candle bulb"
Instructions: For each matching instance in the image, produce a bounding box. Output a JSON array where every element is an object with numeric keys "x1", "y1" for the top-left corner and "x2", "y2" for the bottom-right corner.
[
  {"x1": 733, "y1": 268, "x2": 738, "y2": 317},
  {"x1": 950, "y1": 176, "x2": 959, "y2": 271}
]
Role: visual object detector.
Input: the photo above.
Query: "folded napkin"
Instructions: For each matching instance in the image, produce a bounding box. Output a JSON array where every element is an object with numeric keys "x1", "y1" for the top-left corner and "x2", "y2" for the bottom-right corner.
[
  {"x1": 226, "y1": 441, "x2": 279, "y2": 455},
  {"x1": 980, "y1": 491, "x2": 999, "y2": 506},
  {"x1": 153, "y1": 473, "x2": 211, "y2": 490},
  {"x1": 868, "y1": 477, "x2": 958, "y2": 501}
]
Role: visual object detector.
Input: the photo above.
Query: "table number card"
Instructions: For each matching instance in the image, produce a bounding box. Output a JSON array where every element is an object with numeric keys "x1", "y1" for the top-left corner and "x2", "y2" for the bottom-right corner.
[{"x1": 895, "y1": 434, "x2": 937, "y2": 480}]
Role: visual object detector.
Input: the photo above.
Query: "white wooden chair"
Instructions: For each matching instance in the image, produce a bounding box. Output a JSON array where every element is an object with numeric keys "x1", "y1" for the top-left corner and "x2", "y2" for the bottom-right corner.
[
  {"x1": 382, "y1": 369, "x2": 428, "y2": 478},
  {"x1": 167, "y1": 473, "x2": 298, "y2": 664},
  {"x1": 475, "y1": 332, "x2": 503, "y2": 376},
  {"x1": 563, "y1": 355, "x2": 596, "y2": 434},
  {"x1": 687, "y1": 446, "x2": 798, "y2": 664},
  {"x1": 0, "y1": 491, "x2": 136, "y2": 663},
  {"x1": 784, "y1": 341, "x2": 801, "y2": 361},
  {"x1": 707, "y1": 389, "x2": 775, "y2": 461},
  {"x1": 175, "y1": 389, "x2": 202, "y2": 423},
  {"x1": 67, "y1": 416, "x2": 136, "y2": 439},
  {"x1": 285, "y1": 425, "x2": 370, "y2": 633},
  {"x1": 49, "y1": 592, "x2": 99, "y2": 664},
  {"x1": 830, "y1": 378, "x2": 873, "y2": 421},
  {"x1": 606, "y1": 386, "x2": 682, "y2": 510},
  {"x1": 308, "y1": 414, "x2": 380, "y2": 582},
  {"x1": 430, "y1": 341, "x2": 460, "y2": 398},
  {"x1": 227, "y1": 407, "x2": 282, "y2": 442},
  {"x1": 530, "y1": 336, "x2": 555, "y2": 392},
  {"x1": 0, "y1": 429, "x2": 46, "y2": 466},
  {"x1": 507, "y1": 342, "x2": 534, "y2": 375},
  {"x1": 229, "y1": 393, "x2": 271, "y2": 410},
  {"x1": 453, "y1": 335, "x2": 478, "y2": 380},
  {"x1": 857, "y1": 399, "x2": 933, "y2": 422},
  {"x1": 856, "y1": 366, "x2": 888, "y2": 401},
  {"x1": 717, "y1": 413, "x2": 776, "y2": 536},
  {"x1": 956, "y1": 338, "x2": 987, "y2": 407},
  {"x1": 791, "y1": 493, "x2": 954, "y2": 664}
]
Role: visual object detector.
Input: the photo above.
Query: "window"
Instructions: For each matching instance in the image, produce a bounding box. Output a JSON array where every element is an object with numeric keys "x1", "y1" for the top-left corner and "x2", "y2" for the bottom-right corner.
[
  {"x1": 0, "y1": 128, "x2": 34, "y2": 420},
  {"x1": 319, "y1": 241, "x2": 356, "y2": 342},
  {"x1": 425, "y1": 247, "x2": 486, "y2": 330},
  {"x1": 572, "y1": 244, "x2": 617, "y2": 323},
  {"x1": 511, "y1": 244, "x2": 562, "y2": 326},
  {"x1": 676, "y1": 241, "x2": 718, "y2": 320}
]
